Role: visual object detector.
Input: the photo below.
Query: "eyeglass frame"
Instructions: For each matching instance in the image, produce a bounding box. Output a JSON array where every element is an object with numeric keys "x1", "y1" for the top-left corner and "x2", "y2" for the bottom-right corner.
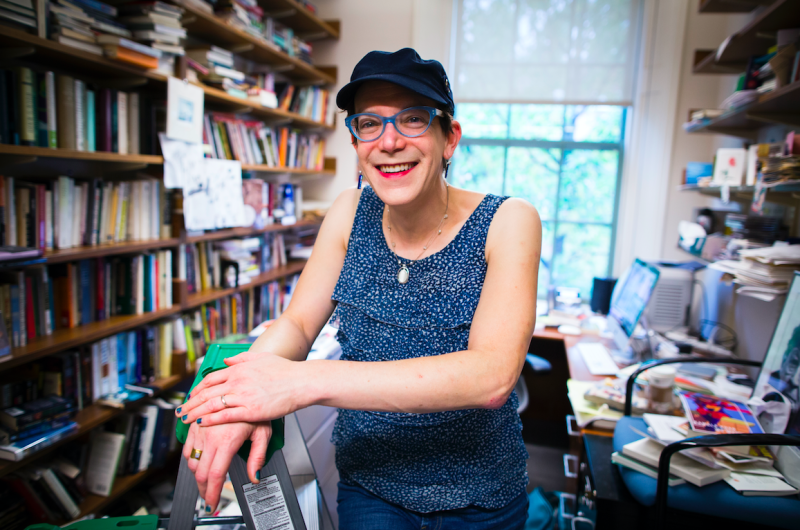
[{"x1": 344, "y1": 106, "x2": 444, "y2": 142}]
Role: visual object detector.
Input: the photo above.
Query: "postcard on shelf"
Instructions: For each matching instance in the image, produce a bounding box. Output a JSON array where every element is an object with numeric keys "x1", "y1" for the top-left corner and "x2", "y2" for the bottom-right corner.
[
  {"x1": 166, "y1": 76, "x2": 204, "y2": 144},
  {"x1": 712, "y1": 147, "x2": 746, "y2": 186}
]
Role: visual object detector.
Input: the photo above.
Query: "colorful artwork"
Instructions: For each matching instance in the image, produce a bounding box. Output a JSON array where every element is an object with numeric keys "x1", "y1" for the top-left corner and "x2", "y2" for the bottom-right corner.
[{"x1": 679, "y1": 391, "x2": 764, "y2": 435}]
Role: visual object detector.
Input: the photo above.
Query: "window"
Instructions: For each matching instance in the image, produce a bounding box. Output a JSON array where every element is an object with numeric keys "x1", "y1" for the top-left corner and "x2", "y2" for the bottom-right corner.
[
  {"x1": 450, "y1": 103, "x2": 627, "y2": 298},
  {"x1": 449, "y1": 0, "x2": 642, "y2": 298}
]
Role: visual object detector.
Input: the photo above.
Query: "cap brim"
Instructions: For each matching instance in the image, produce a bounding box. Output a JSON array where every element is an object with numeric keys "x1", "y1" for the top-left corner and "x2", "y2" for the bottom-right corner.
[{"x1": 336, "y1": 73, "x2": 451, "y2": 113}]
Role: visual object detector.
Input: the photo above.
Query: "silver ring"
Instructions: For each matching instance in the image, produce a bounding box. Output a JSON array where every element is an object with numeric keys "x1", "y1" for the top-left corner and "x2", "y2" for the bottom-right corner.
[{"x1": 221, "y1": 394, "x2": 228, "y2": 408}]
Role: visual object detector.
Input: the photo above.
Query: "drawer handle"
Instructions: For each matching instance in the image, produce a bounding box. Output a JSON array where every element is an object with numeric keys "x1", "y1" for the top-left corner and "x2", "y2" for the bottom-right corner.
[
  {"x1": 572, "y1": 516, "x2": 596, "y2": 530},
  {"x1": 559, "y1": 492, "x2": 576, "y2": 520},
  {"x1": 566, "y1": 415, "x2": 581, "y2": 437},
  {"x1": 563, "y1": 454, "x2": 579, "y2": 479}
]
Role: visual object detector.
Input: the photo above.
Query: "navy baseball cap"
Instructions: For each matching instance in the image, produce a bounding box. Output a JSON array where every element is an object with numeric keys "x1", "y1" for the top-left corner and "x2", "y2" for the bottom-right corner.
[{"x1": 336, "y1": 48, "x2": 455, "y2": 116}]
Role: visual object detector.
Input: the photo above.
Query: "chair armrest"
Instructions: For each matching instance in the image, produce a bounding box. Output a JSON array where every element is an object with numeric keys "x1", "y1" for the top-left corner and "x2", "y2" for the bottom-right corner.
[
  {"x1": 654, "y1": 434, "x2": 800, "y2": 529},
  {"x1": 623, "y1": 357, "x2": 761, "y2": 416}
]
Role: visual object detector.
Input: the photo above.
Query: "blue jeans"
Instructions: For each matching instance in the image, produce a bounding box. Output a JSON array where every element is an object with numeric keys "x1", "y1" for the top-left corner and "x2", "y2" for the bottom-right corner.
[{"x1": 337, "y1": 481, "x2": 529, "y2": 530}]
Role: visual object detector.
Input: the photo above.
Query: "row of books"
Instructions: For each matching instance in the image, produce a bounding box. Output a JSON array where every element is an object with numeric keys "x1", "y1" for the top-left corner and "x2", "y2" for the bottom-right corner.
[
  {"x1": 277, "y1": 84, "x2": 331, "y2": 124},
  {"x1": 0, "y1": 249, "x2": 174, "y2": 347},
  {"x1": 0, "y1": 68, "x2": 161, "y2": 155},
  {"x1": 0, "y1": 176, "x2": 171, "y2": 251},
  {"x1": 49, "y1": 0, "x2": 185, "y2": 73},
  {"x1": 203, "y1": 113, "x2": 327, "y2": 170}
]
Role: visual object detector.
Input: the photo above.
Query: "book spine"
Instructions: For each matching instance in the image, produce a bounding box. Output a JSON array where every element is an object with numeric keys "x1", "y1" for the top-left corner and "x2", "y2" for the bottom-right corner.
[
  {"x1": 117, "y1": 91, "x2": 128, "y2": 155},
  {"x1": 86, "y1": 89, "x2": 96, "y2": 152},
  {"x1": 74, "y1": 79, "x2": 85, "y2": 152},
  {"x1": 36, "y1": 72, "x2": 48, "y2": 147},
  {"x1": 45, "y1": 72, "x2": 57, "y2": 148},
  {"x1": 111, "y1": 90, "x2": 118, "y2": 153},
  {"x1": 17, "y1": 67, "x2": 36, "y2": 146},
  {"x1": 128, "y1": 92, "x2": 140, "y2": 155}
]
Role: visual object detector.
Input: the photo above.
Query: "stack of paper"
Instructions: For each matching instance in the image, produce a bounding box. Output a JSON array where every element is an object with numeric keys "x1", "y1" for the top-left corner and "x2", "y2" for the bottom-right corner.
[
  {"x1": 567, "y1": 379, "x2": 623, "y2": 430},
  {"x1": 709, "y1": 245, "x2": 800, "y2": 301}
]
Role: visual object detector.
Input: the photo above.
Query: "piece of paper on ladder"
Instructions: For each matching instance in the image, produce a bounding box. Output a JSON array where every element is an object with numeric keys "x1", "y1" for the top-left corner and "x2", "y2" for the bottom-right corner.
[
  {"x1": 159, "y1": 133, "x2": 204, "y2": 189},
  {"x1": 183, "y1": 158, "x2": 247, "y2": 231}
]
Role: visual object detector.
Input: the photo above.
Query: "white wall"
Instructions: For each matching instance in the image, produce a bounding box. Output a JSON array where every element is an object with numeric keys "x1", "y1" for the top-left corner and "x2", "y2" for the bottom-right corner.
[{"x1": 302, "y1": 0, "x2": 452, "y2": 204}]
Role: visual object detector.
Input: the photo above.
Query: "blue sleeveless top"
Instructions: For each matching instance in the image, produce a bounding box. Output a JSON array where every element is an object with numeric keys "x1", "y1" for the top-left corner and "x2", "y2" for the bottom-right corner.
[{"x1": 330, "y1": 186, "x2": 529, "y2": 513}]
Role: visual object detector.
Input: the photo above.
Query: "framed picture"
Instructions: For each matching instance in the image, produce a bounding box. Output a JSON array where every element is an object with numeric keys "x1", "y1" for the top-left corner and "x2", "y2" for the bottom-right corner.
[{"x1": 754, "y1": 271, "x2": 800, "y2": 435}]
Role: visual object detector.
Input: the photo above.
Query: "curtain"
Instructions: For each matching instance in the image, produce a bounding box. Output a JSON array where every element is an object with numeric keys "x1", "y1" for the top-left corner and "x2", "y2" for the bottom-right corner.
[{"x1": 451, "y1": 0, "x2": 642, "y2": 105}]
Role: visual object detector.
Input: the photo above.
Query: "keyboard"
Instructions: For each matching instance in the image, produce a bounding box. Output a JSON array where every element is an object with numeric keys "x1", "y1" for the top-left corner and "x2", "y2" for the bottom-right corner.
[{"x1": 576, "y1": 342, "x2": 620, "y2": 376}]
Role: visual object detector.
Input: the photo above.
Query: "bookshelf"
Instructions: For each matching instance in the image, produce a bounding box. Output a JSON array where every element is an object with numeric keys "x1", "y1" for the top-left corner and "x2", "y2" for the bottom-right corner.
[
  {"x1": 698, "y1": 0, "x2": 774, "y2": 14},
  {"x1": 0, "y1": 373, "x2": 186, "y2": 479},
  {"x1": 0, "y1": 0, "x2": 339, "y2": 520}
]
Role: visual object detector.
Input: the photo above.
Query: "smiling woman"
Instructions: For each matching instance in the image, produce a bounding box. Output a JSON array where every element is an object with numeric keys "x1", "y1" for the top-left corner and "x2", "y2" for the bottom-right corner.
[{"x1": 176, "y1": 48, "x2": 542, "y2": 530}]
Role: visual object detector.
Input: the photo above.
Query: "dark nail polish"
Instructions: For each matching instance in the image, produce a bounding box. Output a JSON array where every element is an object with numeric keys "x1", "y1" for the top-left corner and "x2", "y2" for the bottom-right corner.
[
  {"x1": 176, "y1": 407, "x2": 181, "y2": 414},
  {"x1": 182, "y1": 415, "x2": 188, "y2": 421},
  {"x1": 205, "y1": 505, "x2": 212, "y2": 513},
  {"x1": 256, "y1": 470, "x2": 261, "y2": 480},
  {"x1": 197, "y1": 418, "x2": 202, "y2": 424},
  {"x1": 187, "y1": 393, "x2": 191, "y2": 400}
]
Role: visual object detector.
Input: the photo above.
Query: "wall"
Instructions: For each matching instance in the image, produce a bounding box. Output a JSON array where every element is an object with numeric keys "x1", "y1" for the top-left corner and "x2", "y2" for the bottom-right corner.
[{"x1": 302, "y1": 0, "x2": 452, "y2": 205}]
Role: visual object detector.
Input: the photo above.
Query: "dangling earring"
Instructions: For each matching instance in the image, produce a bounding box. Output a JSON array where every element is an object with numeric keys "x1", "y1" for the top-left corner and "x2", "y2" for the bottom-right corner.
[
  {"x1": 444, "y1": 160, "x2": 451, "y2": 180},
  {"x1": 357, "y1": 171, "x2": 363, "y2": 189}
]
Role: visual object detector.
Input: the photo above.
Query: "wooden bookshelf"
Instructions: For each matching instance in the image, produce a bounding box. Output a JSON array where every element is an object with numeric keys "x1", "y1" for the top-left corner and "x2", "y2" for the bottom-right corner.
[
  {"x1": 176, "y1": 0, "x2": 336, "y2": 85},
  {"x1": 184, "y1": 260, "x2": 306, "y2": 309},
  {"x1": 257, "y1": 0, "x2": 340, "y2": 40},
  {"x1": 0, "y1": 260, "x2": 308, "y2": 370},
  {"x1": 43, "y1": 239, "x2": 182, "y2": 264},
  {"x1": 0, "y1": 373, "x2": 188, "y2": 479},
  {"x1": 184, "y1": 219, "x2": 320, "y2": 243},
  {"x1": 692, "y1": 0, "x2": 800, "y2": 73},
  {"x1": 685, "y1": 79, "x2": 800, "y2": 137},
  {"x1": 0, "y1": 144, "x2": 162, "y2": 166}
]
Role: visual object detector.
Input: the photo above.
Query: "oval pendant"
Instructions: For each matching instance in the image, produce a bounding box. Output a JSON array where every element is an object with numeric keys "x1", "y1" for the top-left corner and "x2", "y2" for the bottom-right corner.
[{"x1": 397, "y1": 265, "x2": 410, "y2": 284}]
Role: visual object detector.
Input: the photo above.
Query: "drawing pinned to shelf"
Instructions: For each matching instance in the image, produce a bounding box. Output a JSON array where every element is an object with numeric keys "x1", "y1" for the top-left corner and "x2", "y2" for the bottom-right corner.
[
  {"x1": 167, "y1": 77, "x2": 204, "y2": 144},
  {"x1": 159, "y1": 133, "x2": 205, "y2": 189},
  {"x1": 183, "y1": 158, "x2": 247, "y2": 231}
]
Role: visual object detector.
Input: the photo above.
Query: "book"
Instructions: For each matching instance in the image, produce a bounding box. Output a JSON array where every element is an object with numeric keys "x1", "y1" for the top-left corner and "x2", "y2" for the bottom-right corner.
[
  {"x1": 56, "y1": 74, "x2": 76, "y2": 150},
  {"x1": 611, "y1": 451, "x2": 686, "y2": 486},
  {"x1": 39, "y1": 466, "x2": 80, "y2": 518},
  {"x1": 105, "y1": 45, "x2": 159, "y2": 69},
  {"x1": 85, "y1": 431, "x2": 126, "y2": 496},
  {"x1": 622, "y1": 437, "x2": 730, "y2": 487},
  {"x1": 724, "y1": 472, "x2": 799, "y2": 496},
  {"x1": 0, "y1": 421, "x2": 78, "y2": 461},
  {"x1": 679, "y1": 392, "x2": 764, "y2": 435},
  {"x1": 0, "y1": 395, "x2": 74, "y2": 431}
]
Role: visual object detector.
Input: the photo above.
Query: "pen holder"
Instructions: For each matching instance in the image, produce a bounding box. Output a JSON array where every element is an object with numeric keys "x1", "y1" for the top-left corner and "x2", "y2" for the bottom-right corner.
[{"x1": 175, "y1": 343, "x2": 285, "y2": 465}]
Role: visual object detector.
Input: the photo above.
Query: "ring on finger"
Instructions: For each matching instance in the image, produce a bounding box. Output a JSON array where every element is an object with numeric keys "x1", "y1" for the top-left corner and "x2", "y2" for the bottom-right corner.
[
  {"x1": 221, "y1": 394, "x2": 228, "y2": 408},
  {"x1": 190, "y1": 448, "x2": 203, "y2": 460}
]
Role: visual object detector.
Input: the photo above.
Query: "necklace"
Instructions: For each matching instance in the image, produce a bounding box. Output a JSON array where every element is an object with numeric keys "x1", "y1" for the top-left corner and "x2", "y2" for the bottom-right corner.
[{"x1": 386, "y1": 184, "x2": 449, "y2": 284}]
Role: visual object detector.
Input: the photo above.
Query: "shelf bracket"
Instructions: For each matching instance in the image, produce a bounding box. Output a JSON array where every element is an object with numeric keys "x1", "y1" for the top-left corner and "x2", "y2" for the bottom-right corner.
[
  {"x1": 269, "y1": 8, "x2": 297, "y2": 19},
  {"x1": 0, "y1": 46, "x2": 36, "y2": 60},
  {"x1": 229, "y1": 44, "x2": 254, "y2": 54},
  {"x1": 0, "y1": 155, "x2": 37, "y2": 166}
]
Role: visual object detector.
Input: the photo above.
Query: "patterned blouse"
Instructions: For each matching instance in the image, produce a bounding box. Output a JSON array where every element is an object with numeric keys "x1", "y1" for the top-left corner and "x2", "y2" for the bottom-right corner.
[{"x1": 330, "y1": 185, "x2": 529, "y2": 513}]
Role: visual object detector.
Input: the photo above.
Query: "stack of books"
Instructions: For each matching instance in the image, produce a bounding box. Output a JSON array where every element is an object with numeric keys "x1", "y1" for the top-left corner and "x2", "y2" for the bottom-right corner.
[
  {"x1": 116, "y1": 0, "x2": 187, "y2": 73},
  {"x1": 614, "y1": 393, "x2": 799, "y2": 496},
  {"x1": 215, "y1": 0, "x2": 264, "y2": 39},
  {"x1": 0, "y1": 396, "x2": 78, "y2": 462},
  {"x1": 0, "y1": 0, "x2": 37, "y2": 31},
  {"x1": 203, "y1": 112, "x2": 326, "y2": 170},
  {"x1": 48, "y1": 0, "x2": 150, "y2": 61},
  {"x1": 187, "y1": 46, "x2": 251, "y2": 98}
]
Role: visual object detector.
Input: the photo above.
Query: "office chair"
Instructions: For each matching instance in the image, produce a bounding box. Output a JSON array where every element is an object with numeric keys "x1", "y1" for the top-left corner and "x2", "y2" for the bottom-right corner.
[{"x1": 613, "y1": 357, "x2": 800, "y2": 530}]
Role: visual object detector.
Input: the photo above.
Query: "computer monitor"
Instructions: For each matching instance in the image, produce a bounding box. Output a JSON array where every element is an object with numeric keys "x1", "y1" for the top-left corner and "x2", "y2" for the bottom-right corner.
[
  {"x1": 754, "y1": 271, "x2": 800, "y2": 436},
  {"x1": 607, "y1": 258, "x2": 660, "y2": 360}
]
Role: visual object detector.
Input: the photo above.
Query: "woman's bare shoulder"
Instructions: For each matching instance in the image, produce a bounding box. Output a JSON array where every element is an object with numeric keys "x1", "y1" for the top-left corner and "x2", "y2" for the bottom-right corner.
[
  {"x1": 320, "y1": 188, "x2": 363, "y2": 249},
  {"x1": 486, "y1": 197, "x2": 542, "y2": 259}
]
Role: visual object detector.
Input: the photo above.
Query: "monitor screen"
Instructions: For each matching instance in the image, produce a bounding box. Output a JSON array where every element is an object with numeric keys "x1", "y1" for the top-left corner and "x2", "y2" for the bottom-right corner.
[
  {"x1": 609, "y1": 259, "x2": 660, "y2": 338},
  {"x1": 754, "y1": 271, "x2": 800, "y2": 436}
]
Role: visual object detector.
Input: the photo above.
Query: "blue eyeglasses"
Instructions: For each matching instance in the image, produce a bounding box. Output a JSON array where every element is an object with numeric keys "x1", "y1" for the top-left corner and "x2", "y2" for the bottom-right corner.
[{"x1": 345, "y1": 106, "x2": 444, "y2": 142}]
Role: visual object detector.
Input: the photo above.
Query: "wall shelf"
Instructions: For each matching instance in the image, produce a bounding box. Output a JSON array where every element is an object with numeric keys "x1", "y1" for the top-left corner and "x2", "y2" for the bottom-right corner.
[
  {"x1": 257, "y1": 0, "x2": 340, "y2": 40},
  {"x1": 692, "y1": 0, "x2": 800, "y2": 74},
  {"x1": 176, "y1": 0, "x2": 336, "y2": 85},
  {"x1": 699, "y1": 0, "x2": 775, "y2": 14}
]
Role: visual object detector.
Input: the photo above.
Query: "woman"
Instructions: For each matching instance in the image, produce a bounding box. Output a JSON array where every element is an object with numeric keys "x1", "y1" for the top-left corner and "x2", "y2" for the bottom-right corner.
[{"x1": 177, "y1": 48, "x2": 542, "y2": 529}]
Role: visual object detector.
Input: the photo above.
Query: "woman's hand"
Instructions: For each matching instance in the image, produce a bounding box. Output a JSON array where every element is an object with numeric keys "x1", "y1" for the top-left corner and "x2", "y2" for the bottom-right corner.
[
  {"x1": 176, "y1": 350, "x2": 308, "y2": 427},
  {"x1": 183, "y1": 420, "x2": 272, "y2": 512}
]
